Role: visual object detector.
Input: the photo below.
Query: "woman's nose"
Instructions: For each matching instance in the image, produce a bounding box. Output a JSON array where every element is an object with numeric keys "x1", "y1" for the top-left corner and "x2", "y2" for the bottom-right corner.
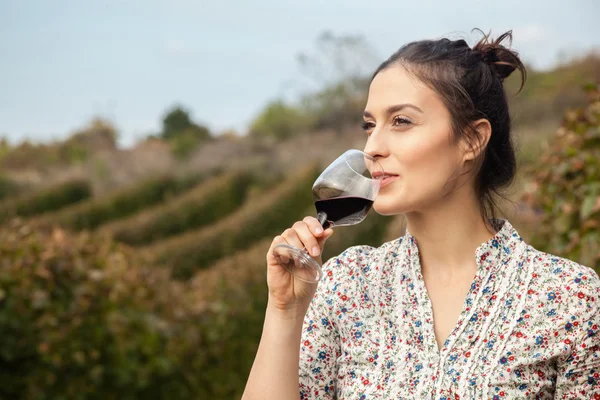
[{"x1": 363, "y1": 131, "x2": 387, "y2": 160}]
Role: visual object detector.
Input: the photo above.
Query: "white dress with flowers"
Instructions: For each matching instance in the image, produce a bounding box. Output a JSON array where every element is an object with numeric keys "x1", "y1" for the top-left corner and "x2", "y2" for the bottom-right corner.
[{"x1": 299, "y1": 219, "x2": 600, "y2": 399}]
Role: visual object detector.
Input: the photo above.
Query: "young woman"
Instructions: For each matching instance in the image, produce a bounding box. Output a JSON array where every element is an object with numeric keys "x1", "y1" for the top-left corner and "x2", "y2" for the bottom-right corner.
[{"x1": 242, "y1": 30, "x2": 600, "y2": 399}]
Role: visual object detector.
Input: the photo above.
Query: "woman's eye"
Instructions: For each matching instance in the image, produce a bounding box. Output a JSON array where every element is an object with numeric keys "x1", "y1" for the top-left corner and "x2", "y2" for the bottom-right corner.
[
  {"x1": 361, "y1": 121, "x2": 375, "y2": 131},
  {"x1": 392, "y1": 116, "x2": 412, "y2": 126}
]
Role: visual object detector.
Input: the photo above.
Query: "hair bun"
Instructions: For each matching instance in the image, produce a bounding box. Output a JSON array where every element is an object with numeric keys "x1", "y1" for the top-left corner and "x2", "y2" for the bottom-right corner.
[{"x1": 473, "y1": 30, "x2": 526, "y2": 85}]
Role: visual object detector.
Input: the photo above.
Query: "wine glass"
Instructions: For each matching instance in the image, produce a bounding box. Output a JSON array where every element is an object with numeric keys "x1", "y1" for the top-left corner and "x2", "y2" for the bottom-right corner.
[{"x1": 272, "y1": 149, "x2": 383, "y2": 283}]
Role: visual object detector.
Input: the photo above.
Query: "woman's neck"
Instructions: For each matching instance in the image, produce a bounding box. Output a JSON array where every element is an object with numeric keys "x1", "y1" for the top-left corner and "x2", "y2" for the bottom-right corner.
[{"x1": 405, "y1": 191, "x2": 497, "y2": 280}]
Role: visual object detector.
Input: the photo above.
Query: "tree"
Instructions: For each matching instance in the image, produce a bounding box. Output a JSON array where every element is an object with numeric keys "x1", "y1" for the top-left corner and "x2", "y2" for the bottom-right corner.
[
  {"x1": 160, "y1": 105, "x2": 212, "y2": 158},
  {"x1": 161, "y1": 105, "x2": 211, "y2": 142},
  {"x1": 249, "y1": 100, "x2": 312, "y2": 140},
  {"x1": 295, "y1": 31, "x2": 378, "y2": 133},
  {"x1": 521, "y1": 84, "x2": 600, "y2": 273}
]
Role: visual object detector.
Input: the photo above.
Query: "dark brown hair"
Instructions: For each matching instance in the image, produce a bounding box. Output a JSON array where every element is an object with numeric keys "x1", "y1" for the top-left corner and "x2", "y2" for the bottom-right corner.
[{"x1": 372, "y1": 29, "x2": 527, "y2": 227}]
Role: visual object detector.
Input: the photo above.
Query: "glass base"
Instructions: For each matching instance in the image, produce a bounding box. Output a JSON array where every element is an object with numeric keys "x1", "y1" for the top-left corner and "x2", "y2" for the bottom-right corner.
[{"x1": 272, "y1": 244, "x2": 324, "y2": 283}]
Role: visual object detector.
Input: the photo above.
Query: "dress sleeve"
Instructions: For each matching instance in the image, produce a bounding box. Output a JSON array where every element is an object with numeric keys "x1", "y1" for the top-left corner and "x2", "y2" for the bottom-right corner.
[
  {"x1": 554, "y1": 270, "x2": 600, "y2": 399},
  {"x1": 298, "y1": 256, "x2": 343, "y2": 400}
]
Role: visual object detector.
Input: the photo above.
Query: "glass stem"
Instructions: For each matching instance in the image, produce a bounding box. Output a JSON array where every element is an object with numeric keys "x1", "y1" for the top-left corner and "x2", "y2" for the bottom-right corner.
[{"x1": 317, "y1": 212, "x2": 330, "y2": 229}]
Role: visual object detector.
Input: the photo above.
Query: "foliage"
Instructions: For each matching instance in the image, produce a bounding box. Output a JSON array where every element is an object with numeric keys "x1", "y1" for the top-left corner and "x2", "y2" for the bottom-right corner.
[
  {"x1": 300, "y1": 78, "x2": 368, "y2": 133},
  {"x1": 159, "y1": 105, "x2": 212, "y2": 159},
  {"x1": 147, "y1": 164, "x2": 320, "y2": 279},
  {"x1": 169, "y1": 127, "x2": 209, "y2": 160},
  {"x1": 33, "y1": 173, "x2": 206, "y2": 232},
  {"x1": 0, "y1": 174, "x2": 24, "y2": 201},
  {"x1": 295, "y1": 31, "x2": 375, "y2": 133},
  {"x1": 0, "y1": 138, "x2": 10, "y2": 160},
  {"x1": 0, "y1": 119, "x2": 117, "y2": 170},
  {"x1": 506, "y1": 54, "x2": 600, "y2": 127},
  {"x1": 0, "y1": 180, "x2": 91, "y2": 225},
  {"x1": 0, "y1": 220, "x2": 207, "y2": 399},
  {"x1": 522, "y1": 84, "x2": 600, "y2": 273},
  {"x1": 248, "y1": 31, "x2": 375, "y2": 140},
  {"x1": 249, "y1": 100, "x2": 313, "y2": 140},
  {"x1": 179, "y1": 238, "x2": 271, "y2": 399},
  {"x1": 102, "y1": 171, "x2": 260, "y2": 246}
]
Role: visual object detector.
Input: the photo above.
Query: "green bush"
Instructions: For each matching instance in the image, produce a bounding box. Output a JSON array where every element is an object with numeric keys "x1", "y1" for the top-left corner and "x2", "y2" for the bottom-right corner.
[
  {"x1": 169, "y1": 126, "x2": 212, "y2": 160},
  {"x1": 506, "y1": 54, "x2": 600, "y2": 127},
  {"x1": 184, "y1": 238, "x2": 272, "y2": 399},
  {"x1": 249, "y1": 100, "x2": 313, "y2": 140},
  {"x1": 0, "y1": 119, "x2": 117, "y2": 170},
  {"x1": 147, "y1": 164, "x2": 320, "y2": 279},
  {"x1": 34, "y1": 173, "x2": 206, "y2": 231},
  {"x1": 0, "y1": 174, "x2": 23, "y2": 201},
  {"x1": 300, "y1": 78, "x2": 367, "y2": 133},
  {"x1": 0, "y1": 180, "x2": 91, "y2": 224},
  {"x1": 0, "y1": 220, "x2": 206, "y2": 399},
  {"x1": 522, "y1": 84, "x2": 600, "y2": 273},
  {"x1": 102, "y1": 171, "x2": 258, "y2": 246}
]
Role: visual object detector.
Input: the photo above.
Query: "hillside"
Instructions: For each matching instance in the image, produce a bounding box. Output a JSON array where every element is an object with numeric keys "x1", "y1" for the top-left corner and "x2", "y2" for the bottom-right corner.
[
  {"x1": 0, "y1": 52, "x2": 598, "y2": 399},
  {"x1": 1, "y1": 54, "x2": 598, "y2": 197}
]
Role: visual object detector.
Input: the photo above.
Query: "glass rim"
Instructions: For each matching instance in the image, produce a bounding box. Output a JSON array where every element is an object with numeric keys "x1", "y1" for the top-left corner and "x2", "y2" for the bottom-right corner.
[{"x1": 342, "y1": 149, "x2": 384, "y2": 181}]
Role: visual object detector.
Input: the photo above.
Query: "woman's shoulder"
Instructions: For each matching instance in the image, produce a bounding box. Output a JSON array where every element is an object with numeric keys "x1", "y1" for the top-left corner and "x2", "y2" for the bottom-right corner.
[
  {"x1": 525, "y1": 244, "x2": 599, "y2": 284},
  {"x1": 525, "y1": 244, "x2": 600, "y2": 316}
]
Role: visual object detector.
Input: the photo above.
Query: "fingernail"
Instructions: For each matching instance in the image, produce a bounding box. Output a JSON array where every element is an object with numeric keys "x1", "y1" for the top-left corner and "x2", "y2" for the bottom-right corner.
[
  {"x1": 315, "y1": 227, "x2": 323, "y2": 234},
  {"x1": 312, "y1": 246, "x2": 320, "y2": 256}
]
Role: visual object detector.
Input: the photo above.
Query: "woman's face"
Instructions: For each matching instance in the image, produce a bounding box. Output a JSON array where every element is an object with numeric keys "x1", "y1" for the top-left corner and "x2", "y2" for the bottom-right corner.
[{"x1": 363, "y1": 65, "x2": 468, "y2": 216}]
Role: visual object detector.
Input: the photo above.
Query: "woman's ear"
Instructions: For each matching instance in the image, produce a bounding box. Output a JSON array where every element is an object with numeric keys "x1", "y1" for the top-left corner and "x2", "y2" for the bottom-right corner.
[{"x1": 462, "y1": 119, "x2": 492, "y2": 163}]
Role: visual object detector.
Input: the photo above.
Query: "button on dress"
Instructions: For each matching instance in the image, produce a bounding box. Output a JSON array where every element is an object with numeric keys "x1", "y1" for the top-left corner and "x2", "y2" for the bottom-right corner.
[{"x1": 299, "y1": 219, "x2": 600, "y2": 399}]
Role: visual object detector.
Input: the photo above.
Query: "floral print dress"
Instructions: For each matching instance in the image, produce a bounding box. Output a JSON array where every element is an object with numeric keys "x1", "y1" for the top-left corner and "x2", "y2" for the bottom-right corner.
[{"x1": 299, "y1": 219, "x2": 600, "y2": 399}]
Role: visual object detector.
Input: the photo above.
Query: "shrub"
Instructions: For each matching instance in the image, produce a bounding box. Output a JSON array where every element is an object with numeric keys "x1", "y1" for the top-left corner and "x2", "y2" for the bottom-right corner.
[
  {"x1": 162, "y1": 106, "x2": 194, "y2": 139},
  {"x1": 300, "y1": 79, "x2": 367, "y2": 134},
  {"x1": 102, "y1": 171, "x2": 258, "y2": 246},
  {"x1": 382, "y1": 215, "x2": 408, "y2": 243},
  {"x1": 506, "y1": 54, "x2": 600, "y2": 127},
  {"x1": 521, "y1": 84, "x2": 600, "y2": 273},
  {"x1": 0, "y1": 174, "x2": 23, "y2": 201},
  {"x1": 0, "y1": 180, "x2": 91, "y2": 225},
  {"x1": 169, "y1": 126, "x2": 212, "y2": 160},
  {"x1": 0, "y1": 119, "x2": 117, "y2": 170},
  {"x1": 33, "y1": 173, "x2": 206, "y2": 231},
  {"x1": 249, "y1": 100, "x2": 313, "y2": 140},
  {"x1": 147, "y1": 164, "x2": 320, "y2": 279},
  {"x1": 185, "y1": 237, "x2": 272, "y2": 399},
  {"x1": 0, "y1": 220, "x2": 205, "y2": 399}
]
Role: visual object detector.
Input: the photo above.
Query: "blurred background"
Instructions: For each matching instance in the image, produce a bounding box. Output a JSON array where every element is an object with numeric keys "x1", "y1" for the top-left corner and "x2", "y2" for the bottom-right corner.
[{"x1": 1, "y1": 0, "x2": 599, "y2": 398}]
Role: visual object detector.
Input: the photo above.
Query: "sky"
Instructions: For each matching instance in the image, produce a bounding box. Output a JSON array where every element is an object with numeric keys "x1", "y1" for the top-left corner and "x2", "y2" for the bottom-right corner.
[{"x1": 1, "y1": 0, "x2": 599, "y2": 147}]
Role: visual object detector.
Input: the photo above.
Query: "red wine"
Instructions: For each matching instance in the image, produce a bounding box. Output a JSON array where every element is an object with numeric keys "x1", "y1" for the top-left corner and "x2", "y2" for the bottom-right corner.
[{"x1": 314, "y1": 196, "x2": 374, "y2": 229}]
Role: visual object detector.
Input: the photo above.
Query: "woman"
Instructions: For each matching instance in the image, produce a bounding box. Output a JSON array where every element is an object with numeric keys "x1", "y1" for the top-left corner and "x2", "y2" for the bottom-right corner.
[{"x1": 242, "y1": 30, "x2": 600, "y2": 399}]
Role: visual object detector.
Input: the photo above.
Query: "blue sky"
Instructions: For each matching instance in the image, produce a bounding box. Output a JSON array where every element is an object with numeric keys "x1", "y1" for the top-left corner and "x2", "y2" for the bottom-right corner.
[{"x1": 1, "y1": 0, "x2": 599, "y2": 146}]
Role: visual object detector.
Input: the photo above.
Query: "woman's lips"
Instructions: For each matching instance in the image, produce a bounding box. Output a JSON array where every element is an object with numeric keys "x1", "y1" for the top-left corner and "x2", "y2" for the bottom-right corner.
[
  {"x1": 380, "y1": 175, "x2": 399, "y2": 188},
  {"x1": 372, "y1": 172, "x2": 399, "y2": 188}
]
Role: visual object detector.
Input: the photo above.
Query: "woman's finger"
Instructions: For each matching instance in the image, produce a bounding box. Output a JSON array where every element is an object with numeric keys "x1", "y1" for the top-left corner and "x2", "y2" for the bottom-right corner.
[
  {"x1": 267, "y1": 235, "x2": 288, "y2": 264},
  {"x1": 316, "y1": 228, "x2": 334, "y2": 248},
  {"x1": 303, "y1": 216, "x2": 325, "y2": 237},
  {"x1": 293, "y1": 221, "x2": 321, "y2": 257},
  {"x1": 281, "y1": 228, "x2": 304, "y2": 251}
]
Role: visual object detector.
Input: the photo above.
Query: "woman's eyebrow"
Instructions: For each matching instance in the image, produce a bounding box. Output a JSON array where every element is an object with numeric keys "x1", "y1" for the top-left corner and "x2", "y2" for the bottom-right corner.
[{"x1": 363, "y1": 103, "x2": 424, "y2": 119}]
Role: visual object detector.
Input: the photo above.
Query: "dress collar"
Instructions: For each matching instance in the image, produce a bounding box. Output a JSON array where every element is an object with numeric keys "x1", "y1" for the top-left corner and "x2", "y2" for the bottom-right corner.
[{"x1": 403, "y1": 219, "x2": 523, "y2": 274}]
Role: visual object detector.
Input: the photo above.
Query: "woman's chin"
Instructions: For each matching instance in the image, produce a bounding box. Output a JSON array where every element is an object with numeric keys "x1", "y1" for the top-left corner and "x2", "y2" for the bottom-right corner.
[{"x1": 373, "y1": 198, "x2": 407, "y2": 216}]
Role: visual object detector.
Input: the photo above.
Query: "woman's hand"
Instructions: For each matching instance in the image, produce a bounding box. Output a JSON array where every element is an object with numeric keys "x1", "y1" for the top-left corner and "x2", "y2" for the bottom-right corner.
[{"x1": 265, "y1": 216, "x2": 334, "y2": 316}]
